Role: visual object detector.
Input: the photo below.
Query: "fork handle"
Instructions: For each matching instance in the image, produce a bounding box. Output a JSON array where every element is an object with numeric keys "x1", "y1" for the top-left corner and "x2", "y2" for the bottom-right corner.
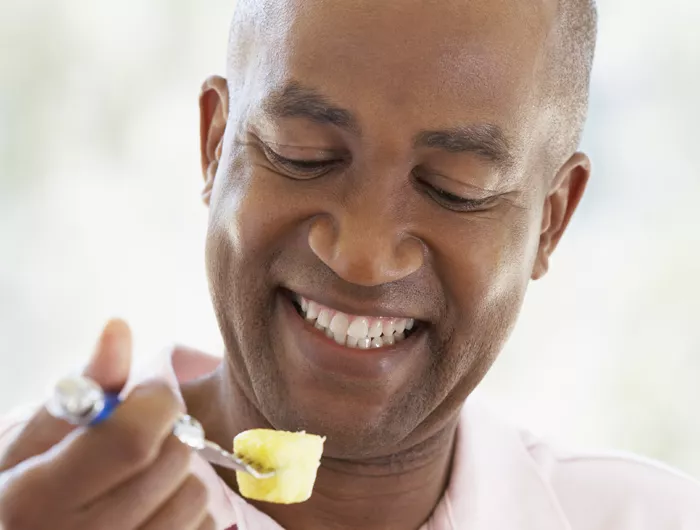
[
  {"x1": 48, "y1": 376, "x2": 206, "y2": 448},
  {"x1": 89, "y1": 392, "x2": 121, "y2": 425}
]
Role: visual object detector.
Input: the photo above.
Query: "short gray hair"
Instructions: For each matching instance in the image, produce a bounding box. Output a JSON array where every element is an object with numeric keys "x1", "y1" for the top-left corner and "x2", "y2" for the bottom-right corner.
[{"x1": 542, "y1": 0, "x2": 599, "y2": 167}]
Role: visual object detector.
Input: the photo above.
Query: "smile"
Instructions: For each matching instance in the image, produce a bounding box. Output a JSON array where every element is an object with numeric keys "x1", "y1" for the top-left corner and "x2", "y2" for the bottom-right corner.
[{"x1": 291, "y1": 294, "x2": 418, "y2": 350}]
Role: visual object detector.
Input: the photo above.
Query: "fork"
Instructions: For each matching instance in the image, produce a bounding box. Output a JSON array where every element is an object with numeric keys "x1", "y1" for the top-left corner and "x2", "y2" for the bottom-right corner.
[{"x1": 47, "y1": 376, "x2": 274, "y2": 480}]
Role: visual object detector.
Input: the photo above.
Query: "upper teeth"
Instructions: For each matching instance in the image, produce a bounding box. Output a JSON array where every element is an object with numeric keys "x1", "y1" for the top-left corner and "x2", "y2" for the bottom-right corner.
[{"x1": 298, "y1": 295, "x2": 415, "y2": 349}]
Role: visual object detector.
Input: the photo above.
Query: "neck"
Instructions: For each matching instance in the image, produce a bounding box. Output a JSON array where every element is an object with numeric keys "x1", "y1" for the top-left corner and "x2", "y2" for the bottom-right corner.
[{"x1": 182, "y1": 367, "x2": 458, "y2": 530}]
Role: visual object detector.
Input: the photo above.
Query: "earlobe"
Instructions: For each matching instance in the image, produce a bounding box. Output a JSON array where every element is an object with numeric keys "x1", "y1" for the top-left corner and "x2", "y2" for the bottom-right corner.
[
  {"x1": 531, "y1": 199, "x2": 552, "y2": 280},
  {"x1": 202, "y1": 159, "x2": 219, "y2": 205},
  {"x1": 531, "y1": 261, "x2": 547, "y2": 281},
  {"x1": 531, "y1": 152, "x2": 591, "y2": 281},
  {"x1": 199, "y1": 75, "x2": 230, "y2": 206}
]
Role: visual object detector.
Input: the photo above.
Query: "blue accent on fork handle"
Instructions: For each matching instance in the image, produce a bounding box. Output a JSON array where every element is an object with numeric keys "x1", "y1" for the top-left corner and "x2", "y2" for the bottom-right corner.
[{"x1": 90, "y1": 392, "x2": 122, "y2": 426}]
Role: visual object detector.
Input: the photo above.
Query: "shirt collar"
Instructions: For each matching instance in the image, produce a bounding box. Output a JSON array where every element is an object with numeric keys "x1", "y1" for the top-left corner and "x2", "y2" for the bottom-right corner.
[
  {"x1": 440, "y1": 395, "x2": 571, "y2": 530},
  {"x1": 134, "y1": 347, "x2": 571, "y2": 530}
]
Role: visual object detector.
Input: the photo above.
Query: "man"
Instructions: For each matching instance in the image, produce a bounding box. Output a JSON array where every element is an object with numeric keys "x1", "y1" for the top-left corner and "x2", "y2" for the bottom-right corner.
[{"x1": 1, "y1": 0, "x2": 699, "y2": 528}]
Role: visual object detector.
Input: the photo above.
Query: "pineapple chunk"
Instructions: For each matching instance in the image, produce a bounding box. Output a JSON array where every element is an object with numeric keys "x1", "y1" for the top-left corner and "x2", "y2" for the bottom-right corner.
[{"x1": 234, "y1": 429, "x2": 325, "y2": 504}]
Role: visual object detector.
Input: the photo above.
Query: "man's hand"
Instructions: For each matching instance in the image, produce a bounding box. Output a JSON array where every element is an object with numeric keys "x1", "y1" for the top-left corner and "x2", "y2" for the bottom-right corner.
[{"x1": 0, "y1": 320, "x2": 214, "y2": 529}]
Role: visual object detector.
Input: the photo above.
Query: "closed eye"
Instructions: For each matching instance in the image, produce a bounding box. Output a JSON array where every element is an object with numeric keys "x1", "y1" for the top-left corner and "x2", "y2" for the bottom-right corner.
[
  {"x1": 416, "y1": 180, "x2": 497, "y2": 213},
  {"x1": 262, "y1": 144, "x2": 344, "y2": 178}
]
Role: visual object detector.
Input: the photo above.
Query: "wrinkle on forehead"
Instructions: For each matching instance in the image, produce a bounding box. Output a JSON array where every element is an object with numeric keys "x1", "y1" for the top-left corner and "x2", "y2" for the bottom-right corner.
[{"x1": 227, "y1": 0, "x2": 568, "y2": 179}]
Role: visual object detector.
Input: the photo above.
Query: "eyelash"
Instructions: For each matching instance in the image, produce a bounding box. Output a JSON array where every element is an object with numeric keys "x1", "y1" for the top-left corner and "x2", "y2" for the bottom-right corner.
[
  {"x1": 419, "y1": 182, "x2": 493, "y2": 212},
  {"x1": 263, "y1": 145, "x2": 342, "y2": 177},
  {"x1": 262, "y1": 144, "x2": 494, "y2": 213}
]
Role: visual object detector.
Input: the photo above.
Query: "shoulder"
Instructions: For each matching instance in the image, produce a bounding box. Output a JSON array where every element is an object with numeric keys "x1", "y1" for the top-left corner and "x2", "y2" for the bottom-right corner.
[{"x1": 524, "y1": 431, "x2": 700, "y2": 529}]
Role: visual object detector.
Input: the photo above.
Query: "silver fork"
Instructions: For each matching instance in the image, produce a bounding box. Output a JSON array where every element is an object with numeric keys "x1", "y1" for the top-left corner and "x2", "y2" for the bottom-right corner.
[{"x1": 47, "y1": 376, "x2": 274, "y2": 480}]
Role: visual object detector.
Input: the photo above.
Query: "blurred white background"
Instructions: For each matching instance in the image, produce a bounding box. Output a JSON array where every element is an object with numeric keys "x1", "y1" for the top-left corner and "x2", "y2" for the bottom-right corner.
[{"x1": 1, "y1": 1, "x2": 699, "y2": 477}]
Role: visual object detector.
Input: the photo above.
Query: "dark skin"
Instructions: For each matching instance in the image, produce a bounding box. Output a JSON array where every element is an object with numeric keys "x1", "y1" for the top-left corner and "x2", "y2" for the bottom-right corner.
[{"x1": 182, "y1": 0, "x2": 590, "y2": 529}]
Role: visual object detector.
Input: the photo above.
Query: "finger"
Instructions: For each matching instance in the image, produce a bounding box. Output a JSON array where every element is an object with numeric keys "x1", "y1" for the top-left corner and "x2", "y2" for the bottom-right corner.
[
  {"x1": 139, "y1": 475, "x2": 210, "y2": 530},
  {"x1": 0, "y1": 320, "x2": 133, "y2": 472},
  {"x1": 83, "y1": 435, "x2": 192, "y2": 529},
  {"x1": 41, "y1": 380, "x2": 181, "y2": 506},
  {"x1": 0, "y1": 409, "x2": 74, "y2": 473},
  {"x1": 83, "y1": 318, "x2": 133, "y2": 392}
]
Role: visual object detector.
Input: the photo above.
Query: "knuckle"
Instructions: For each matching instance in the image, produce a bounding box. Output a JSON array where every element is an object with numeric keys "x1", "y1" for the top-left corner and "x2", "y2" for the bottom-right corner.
[
  {"x1": 151, "y1": 383, "x2": 181, "y2": 413},
  {"x1": 109, "y1": 427, "x2": 159, "y2": 467},
  {"x1": 0, "y1": 498, "x2": 20, "y2": 528},
  {"x1": 145, "y1": 380, "x2": 180, "y2": 408},
  {"x1": 105, "y1": 383, "x2": 183, "y2": 469},
  {"x1": 130, "y1": 381, "x2": 182, "y2": 425},
  {"x1": 0, "y1": 507, "x2": 28, "y2": 529},
  {"x1": 0, "y1": 410, "x2": 73, "y2": 472},
  {"x1": 161, "y1": 435, "x2": 192, "y2": 470},
  {"x1": 0, "y1": 472, "x2": 40, "y2": 529},
  {"x1": 183, "y1": 475, "x2": 209, "y2": 508}
]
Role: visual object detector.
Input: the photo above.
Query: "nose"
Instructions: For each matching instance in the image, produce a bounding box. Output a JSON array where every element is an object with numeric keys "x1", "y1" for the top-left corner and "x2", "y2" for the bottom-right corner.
[{"x1": 308, "y1": 206, "x2": 424, "y2": 287}]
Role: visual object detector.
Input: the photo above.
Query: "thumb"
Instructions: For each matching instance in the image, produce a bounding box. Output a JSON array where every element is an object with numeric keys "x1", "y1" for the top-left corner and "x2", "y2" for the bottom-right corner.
[
  {"x1": 0, "y1": 319, "x2": 133, "y2": 471},
  {"x1": 82, "y1": 318, "x2": 133, "y2": 393}
]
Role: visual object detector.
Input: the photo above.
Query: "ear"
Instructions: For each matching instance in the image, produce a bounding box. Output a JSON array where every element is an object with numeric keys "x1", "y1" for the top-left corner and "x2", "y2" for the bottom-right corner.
[
  {"x1": 531, "y1": 152, "x2": 591, "y2": 280},
  {"x1": 199, "y1": 76, "x2": 229, "y2": 206}
]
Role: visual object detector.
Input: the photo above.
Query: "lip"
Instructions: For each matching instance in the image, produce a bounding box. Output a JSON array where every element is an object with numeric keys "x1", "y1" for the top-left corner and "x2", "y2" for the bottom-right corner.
[
  {"x1": 277, "y1": 291, "x2": 426, "y2": 380},
  {"x1": 280, "y1": 288, "x2": 423, "y2": 322}
]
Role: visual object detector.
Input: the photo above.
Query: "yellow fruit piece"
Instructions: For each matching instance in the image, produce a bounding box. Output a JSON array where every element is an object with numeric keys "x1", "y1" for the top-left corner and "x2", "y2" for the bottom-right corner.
[{"x1": 234, "y1": 429, "x2": 325, "y2": 504}]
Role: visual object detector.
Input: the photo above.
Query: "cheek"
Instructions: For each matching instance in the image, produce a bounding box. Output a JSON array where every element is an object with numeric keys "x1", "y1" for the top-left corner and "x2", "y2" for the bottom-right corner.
[
  {"x1": 209, "y1": 152, "x2": 280, "y2": 266},
  {"x1": 483, "y1": 221, "x2": 537, "y2": 308},
  {"x1": 205, "y1": 157, "x2": 292, "y2": 338},
  {"x1": 208, "y1": 151, "x2": 318, "y2": 289},
  {"x1": 205, "y1": 149, "x2": 265, "y2": 312},
  {"x1": 436, "y1": 210, "x2": 538, "y2": 327}
]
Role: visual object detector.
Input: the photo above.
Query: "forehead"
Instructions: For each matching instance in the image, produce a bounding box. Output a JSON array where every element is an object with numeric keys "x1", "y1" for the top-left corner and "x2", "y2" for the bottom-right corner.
[{"x1": 239, "y1": 0, "x2": 556, "y2": 153}]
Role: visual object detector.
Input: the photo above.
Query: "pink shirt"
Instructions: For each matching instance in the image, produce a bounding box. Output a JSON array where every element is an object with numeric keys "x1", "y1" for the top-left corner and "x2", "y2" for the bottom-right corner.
[{"x1": 2, "y1": 347, "x2": 699, "y2": 529}]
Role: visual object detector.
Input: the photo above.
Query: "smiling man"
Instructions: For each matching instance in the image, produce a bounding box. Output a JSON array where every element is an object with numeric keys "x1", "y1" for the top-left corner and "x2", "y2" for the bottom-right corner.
[{"x1": 2, "y1": 0, "x2": 700, "y2": 529}]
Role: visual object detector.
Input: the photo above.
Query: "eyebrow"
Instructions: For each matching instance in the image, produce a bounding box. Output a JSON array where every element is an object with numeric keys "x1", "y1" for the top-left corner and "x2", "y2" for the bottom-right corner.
[
  {"x1": 262, "y1": 82, "x2": 514, "y2": 168},
  {"x1": 263, "y1": 82, "x2": 359, "y2": 133},
  {"x1": 414, "y1": 125, "x2": 514, "y2": 169}
]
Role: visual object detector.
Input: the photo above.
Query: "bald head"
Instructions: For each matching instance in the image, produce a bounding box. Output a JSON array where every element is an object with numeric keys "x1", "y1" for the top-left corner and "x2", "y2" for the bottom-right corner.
[{"x1": 227, "y1": 0, "x2": 597, "y2": 172}]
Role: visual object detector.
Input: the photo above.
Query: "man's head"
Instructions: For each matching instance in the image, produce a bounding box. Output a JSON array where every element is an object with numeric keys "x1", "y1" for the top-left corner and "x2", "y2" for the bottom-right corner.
[{"x1": 199, "y1": 0, "x2": 597, "y2": 459}]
